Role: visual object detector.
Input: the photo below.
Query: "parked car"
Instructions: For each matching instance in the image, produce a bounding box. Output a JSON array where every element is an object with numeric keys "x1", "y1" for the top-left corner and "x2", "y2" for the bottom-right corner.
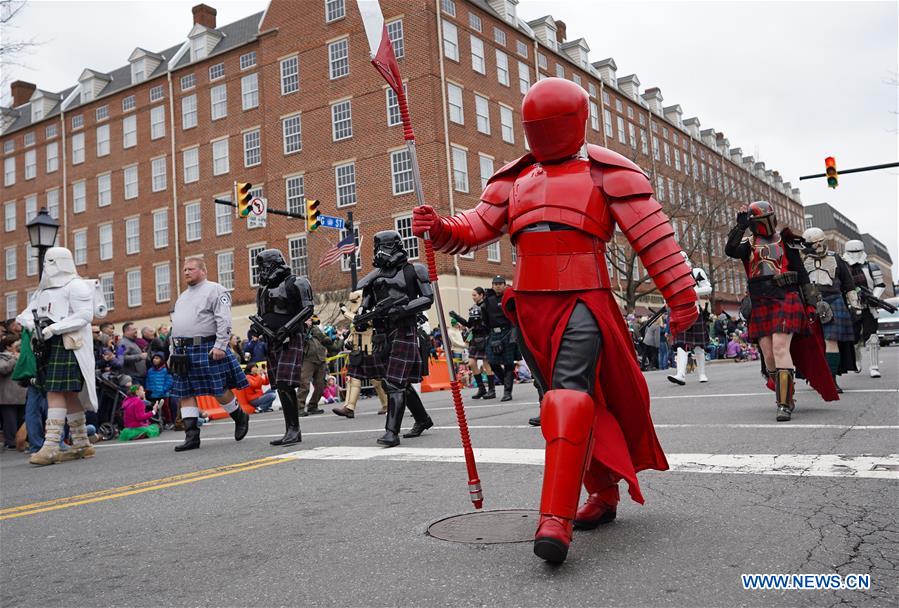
[{"x1": 876, "y1": 297, "x2": 899, "y2": 346}]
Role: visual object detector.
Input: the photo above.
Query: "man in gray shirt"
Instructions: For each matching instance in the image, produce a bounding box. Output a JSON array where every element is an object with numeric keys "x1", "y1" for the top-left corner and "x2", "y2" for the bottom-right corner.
[
  {"x1": 119, "y1": 322, "x2": 147, "y2": 385},
  {"x1": 169, "y1": 258, "x2": 249, "y2": 452}
]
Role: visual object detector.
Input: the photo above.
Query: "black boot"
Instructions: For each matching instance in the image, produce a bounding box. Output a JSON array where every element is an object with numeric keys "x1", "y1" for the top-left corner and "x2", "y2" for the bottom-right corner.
[
  {"x1": 271, "y1": 389, "x2": 302, "y2": 446},
  {"x1": 483, "y1": 374, "x2": 497, "y2": 399},
  {"x1": 471, "y1": 374, "x2": 487, "y2": 399},
  {"x1": 174, "y1": 417, "x2": 201, "y2": 452},
  {"x1": 377, "y1": 387, "x2": 405, "y2": 447},
  {"x1": 229, "y1": 406, "x2": 249, "y2": 441},
  {"x1": 501, "y1": 369, "x2": 515, "y2": 402},
  {"x1": 528, "y1": 415, "x2": 541, "y2": 427},
  {"x1": 402, "y1": 386, "x2": 433, "y2": 438}
]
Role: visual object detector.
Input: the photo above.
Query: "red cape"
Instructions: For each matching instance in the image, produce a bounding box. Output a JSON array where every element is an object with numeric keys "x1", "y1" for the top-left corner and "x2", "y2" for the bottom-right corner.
[
  {"x1": 504, "y1": 288, "x2": 668, "y2": 505},
  {"x1": 792, "y1": 312, "x2": 840, "y2": 401}
]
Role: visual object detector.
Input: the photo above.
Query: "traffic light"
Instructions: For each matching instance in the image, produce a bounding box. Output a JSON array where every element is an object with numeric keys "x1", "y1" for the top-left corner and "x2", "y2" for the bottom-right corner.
[
  {"x1": 825, "y1": 157, "x2": 838, "y2": 189},
  {"x1": 236, "y1": 182, "x2": 253, "y2": 217},
  {"x1": 305, "y1": 198, "x2": 321, "y2": 232}
]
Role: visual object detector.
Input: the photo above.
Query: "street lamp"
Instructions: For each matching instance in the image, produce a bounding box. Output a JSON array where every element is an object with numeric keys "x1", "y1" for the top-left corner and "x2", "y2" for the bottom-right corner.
[{"x1": 26, "y1": 207, "x2": 60, "y2": 279}]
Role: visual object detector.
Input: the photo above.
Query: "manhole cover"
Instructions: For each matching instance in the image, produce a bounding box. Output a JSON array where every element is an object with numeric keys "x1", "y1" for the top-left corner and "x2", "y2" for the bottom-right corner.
[{"x1": 427, "y1": 509, "x2": 538, "y2": 544}]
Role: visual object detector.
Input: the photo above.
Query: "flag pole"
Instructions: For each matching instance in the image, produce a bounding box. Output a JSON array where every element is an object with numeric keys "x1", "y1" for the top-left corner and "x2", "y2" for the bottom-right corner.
[{"x1": 356, "y1": 0, "x2": 482, "y2": 509}]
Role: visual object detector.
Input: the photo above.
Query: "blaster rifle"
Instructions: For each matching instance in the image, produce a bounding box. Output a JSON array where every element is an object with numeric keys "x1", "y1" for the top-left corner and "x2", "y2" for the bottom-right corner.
[
  {"x1": 859, "y1": 286, "x2": 898, "y2": 314},
  {"x1": 637, "y1": 307, "x2": 666, "y2": 337},
  {"x1": 353, "y1": 295, "x2": 409, "y2": 329},
  {"x1": 248, "y1": 315, "x2": 279, "y2": 343},
  {"x1": 31, "y1": 310, "x2": 52, "y2": 385}
]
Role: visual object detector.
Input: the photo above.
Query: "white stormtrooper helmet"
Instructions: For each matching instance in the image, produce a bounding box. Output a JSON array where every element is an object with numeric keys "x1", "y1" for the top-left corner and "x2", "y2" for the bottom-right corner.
[
  {"x1": 802, "y1": 227, "x2": 827, "y2": 257},
  {"x1": 842, "y1": 239, "x2": 867, "y2": 265},
  {"x1": 41, "y1": 246, "x2": 79, "y2": 288}
]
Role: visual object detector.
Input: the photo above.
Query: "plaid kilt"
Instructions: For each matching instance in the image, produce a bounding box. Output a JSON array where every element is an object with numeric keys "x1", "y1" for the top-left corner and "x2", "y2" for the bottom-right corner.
[
  {"x1": 468, "y1": 334, "x2": 488, "y2": 359},
  {"x1": 749, "y1": 290, "x2": 807, "y2": 341},
  {"x1": 171, "y1": 341, "x2": 249, "y2": 399},
  {"x1": 43, "y1": 336, "x2": 84, "y2": 393},
  {"x1": 266, "y1": 333, "x2": 305, "y2": 386},
  {"x1": 822, "y1": 294, "x2": 855, "y2": 342},
  {"x1": 673, "y1": 315, "x2": 709, "y2": 350},
  {"x1": 351, "y1": 326, "x2": 423, "y2": 385}
]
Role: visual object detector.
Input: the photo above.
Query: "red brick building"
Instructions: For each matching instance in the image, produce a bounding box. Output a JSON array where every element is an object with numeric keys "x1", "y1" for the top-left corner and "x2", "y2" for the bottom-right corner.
[{"x1": 1, "y1": 0, "x2": 807, "y2": 331}]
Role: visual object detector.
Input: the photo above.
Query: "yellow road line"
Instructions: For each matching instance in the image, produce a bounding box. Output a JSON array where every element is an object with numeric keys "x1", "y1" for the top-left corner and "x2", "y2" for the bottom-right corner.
[{"x1": 0, "y1": 456, "x2": 287, "y2": 521}]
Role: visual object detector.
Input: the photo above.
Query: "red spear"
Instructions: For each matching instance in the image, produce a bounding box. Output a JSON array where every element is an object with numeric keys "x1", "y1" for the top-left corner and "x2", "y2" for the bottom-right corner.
[{"x1": 356, "y1": 0, "x2": 483, "y2": 509}]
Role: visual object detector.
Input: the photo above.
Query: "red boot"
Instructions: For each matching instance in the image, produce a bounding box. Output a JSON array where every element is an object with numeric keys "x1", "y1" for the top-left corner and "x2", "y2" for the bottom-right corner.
[
  {"x1": 533, "y1": 389, "x2": 594, "y2": 564},
  {"x1": 573, "y1": 485, "x2": 619, "y2": 530}
]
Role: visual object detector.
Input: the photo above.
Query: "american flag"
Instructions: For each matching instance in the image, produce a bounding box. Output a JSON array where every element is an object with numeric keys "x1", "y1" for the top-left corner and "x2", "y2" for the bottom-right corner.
[{"x1": 319, "y1": 234, "x2": 358, "y2": 268}]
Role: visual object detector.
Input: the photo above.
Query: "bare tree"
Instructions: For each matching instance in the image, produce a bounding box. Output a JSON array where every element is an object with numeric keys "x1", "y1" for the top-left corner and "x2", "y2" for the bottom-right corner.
[{"x1": 1, "y1": 1, "x2": 41, "y2": 100}]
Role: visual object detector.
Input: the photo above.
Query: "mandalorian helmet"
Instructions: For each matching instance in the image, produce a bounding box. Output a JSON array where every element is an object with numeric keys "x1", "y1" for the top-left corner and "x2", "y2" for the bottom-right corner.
[
  {"x1": 521, "y1": 77, "x2": 588, "y2": 163},
  {"x1": 842, "y1": 239, "x2": 867, "y2": 265},
  {"x1": 748, "y1": 201, "x2": 777, "y2": 237},
  {"x1": 372, "y1": 230, "x2": 408, "y2": 268},
  {"x1": 802, "y1": 227, "x2": 827, "y2": 257},
  {"x1": 256, "y1": 249, "x2": 290, "y2": 286}
]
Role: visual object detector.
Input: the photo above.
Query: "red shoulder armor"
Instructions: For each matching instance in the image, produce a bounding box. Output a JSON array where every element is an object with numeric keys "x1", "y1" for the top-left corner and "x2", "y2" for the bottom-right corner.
[
  {"x1": 586, "y1": 145, "x2": 652, "y2": 199},
  {"x1": 586, "y1": 144, "x2": 647, "y2": 174}
]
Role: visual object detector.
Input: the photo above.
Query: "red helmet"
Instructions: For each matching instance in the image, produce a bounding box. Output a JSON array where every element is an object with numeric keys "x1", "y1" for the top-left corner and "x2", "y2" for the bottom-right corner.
[
  {"x1": 521, "y1": 77, "x2": 588, "y2": 163},
  {"x1": 748, "y1": 200, "x2": 777, "y2": 237}
]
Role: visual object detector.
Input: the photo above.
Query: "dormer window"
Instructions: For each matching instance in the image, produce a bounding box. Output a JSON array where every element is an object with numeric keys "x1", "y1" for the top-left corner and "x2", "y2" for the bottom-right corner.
[
  {"x1": 191, "y1": 36, "x2": 207, "y2": 61},
  {"x1": 32, "y1": 104, "x2": 43, "y2": 122},
  {"x1": 504, "y1": 0, "x2": 516, "y2": 23},
  {"x1": 129, "y1": 48, "x2": 162, "y2": 84},
  {"x1": 80, "y1": 85, "x2": 93, "y2": 104},
  {"x1": 131, "y1": 60, "x2": 146, "y2": 84},
  {"x1": 188, "y1": 25, "x2": 222, "y2": 63}
]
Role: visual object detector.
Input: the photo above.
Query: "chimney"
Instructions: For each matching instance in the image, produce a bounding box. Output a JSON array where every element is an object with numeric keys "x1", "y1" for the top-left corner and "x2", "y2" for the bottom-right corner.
[
  {"x1": 192, "y1": 3, "x2": 217, "y2": 29},
  {"x1": 555, "y1": 20, "x2": 567, "y2": 45},
  {"x1": 11, "y1": 81, "x2": 36, "y2": 107}
]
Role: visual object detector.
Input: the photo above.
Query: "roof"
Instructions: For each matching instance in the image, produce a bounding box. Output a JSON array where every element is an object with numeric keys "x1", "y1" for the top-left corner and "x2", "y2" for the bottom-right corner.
[
  {"x1": 862, "y1": 234, "x2": 893, "y2": 263},
  {"x1": 804, "y1": 203, "x2": 862, "y2": 241}
]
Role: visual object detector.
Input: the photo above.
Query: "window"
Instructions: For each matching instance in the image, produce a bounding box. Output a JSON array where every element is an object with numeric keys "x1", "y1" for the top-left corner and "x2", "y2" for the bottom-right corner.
[
  {"x1": 603, "y1": 109, "x2": 613, "y2": 137},
  {"x1": 181, "y1": 95, "x2": 197, "y2": 129},
  {"x1": 555, "y1": 64, "x2": 565, "y2": 79},
  {"x1": 479, "y1": 154, "x2": 494, "y2": 190},
  {"x1": 470, "y1": 35, "x2": 485, "y2": 74},
  {"x1": 663, "y1": 141, "x2": 670, "y2": 165},
  {"x1": 3, "y1": 201, "x2": 14, "y2": 231},
  {"x1": 125, "y1": 217, "x2": 140, "y2": 254},
  {"x1": 24, "y1": 131, "x2": 35, "y2": 147},
  {"x1": 652, "y1": 136, "x2": 660, "y2": 161},
  {"x1": 602, "y1": 91, "x2": 610, "y2": 105},
  {"x1": 280, "y1": 56, "x2": 299, "y2": 95},
  {"x1": 22, "y1": 244, "x2": 32, "y2": 277},
  {"x1": 331, "y1": 99, "x2": 353, "y2": 141},
  {"x1": 340, "y1": 225, "x2": 361, "y2": 271},
  {"x1": 629, "y1": 123, "x2": 637, "y2": 149},
  {"x1": 451, "y1": 146, "x2": 468, "y2": 192},
  {"x1": 241, "y1": 73, "x2": 259, "y2": 110},
  {"x1": 617, "y1": 116, "x2": 627, "y2": 144},
  {"x1": 73, "y1": 230, "x2": 87, "y2": 265},
  {"x1": 94, "y1": 105, "x2": 109, "y2": 122},
  {"x1": 441, "y1": 0, "x2": 455, "y2": 16},
  {"x1": 127, "y1": 270, "x2": 142, "y2": 307},
  {"x1": 147, "y1": 85, "x2": 164, "y2": 104},
  {"x1": 329, "y1": 38, "x2": 349, "y2": 79},
  {"x1": 209, "y1": 63, "x2": 225, "y2": 81},
  {"x1": 122, "y1": 96, "x2": 135, "y2": 112},
  {"x1": 43, "y1": 189, "x2": 59, "y2": 220},
  {"x1": 285, "y1": 175, "x2": 305, "y2": 215},
  {"x1": 210, "y1": 138, "x2": 229, "y2": 176},
  {"x1": 124, "y1": 165, "x2": 138, "y2": 200},
  {"x1": 180, "y1": 73, "x2": 196, "y2": 90},
  {"x1": 151, "y1": 157, "x2": 167, "y2": 192},
  {"x1": 537, "y1": 52, "x2": 547, "y2": 70},
  {"x1": 4, "y1": 246, "x2": 15, "y2": 280},
  {"x1": 99, "y1": 274, "x2": 115, "y2": 311},
  {"x1": 24, "y1": 149, "x2": 36, "y2": 179},
  {"x1": 215, "y1": 196, "x2": 233, "y2": 235},
  {"x1": 495, "y1": 50, "x2": 509, "y2": 86},
  {"x1": 5, "y1": 293, "x2": 16, "y2": 321},
  {"x1": 243, "y1": 129, "x2": 261, "y2": 167},
  {"x1": 3, "y1": 140, "x2": 12, "y2": 154},
  {"x1": 92, "y1": 124, "x2": 109, "y2": 157},
  {"x1": 153, "y1": 264, "x2": 171, "y2": 303},
  {"x1": 386, "y1": 85, "x2": 404, "y2": 127},
  {"x1": 487, "y1": 241, "x2": 501, "y2": 262},
  {"x1": 468, "y1": 12, "x2": 481, "y2": 32},
  {"x1": 25, "y1": 194, "x2": 37, "y2": 221},
  {"x1": 240, "y1": 51, "x2": 257, "y2": 70},
  {"x1": 153, "y1": 210, "x2": 168, "y2": 248},
  {"x1": 516, "y1": 39, "x2": 528, "y2": 57},
  {"x1": 248, "y1": 245, "x2": 266, "y2": 287},
  {"x1": 183, "y1": 147, "x2": 199, "y2": 183},
  {"x1": 475, "y1": 94, "x2": 491, "y2": 134},
  {"x1": 71, "y1": 133, "x2": 85, "y2": 164},
  {"x1": 72, "y1": 180, "x2": 86, "y2": 213},
  {"x1": 447, "y1": 82, "x2": 464, "y2": 124},
  {"x1": 45, "y1": 142, "x2": 58, "y2": 173},
  {"x1": 518, "y1": 61, "x2": 530, "y2": 95},
  {"x1": 46, "y1": 124, "x2": 57, "y2": 138},
  {"x1": 641, "y1": 129, "x2": 649, "y2": 155},
  {"x1": 442, "y1": 21, "x2": 458, "y2": 61},
  {"x1": 589, "y1": 101, "x2": 599, "y2": 131},
  {"x1": 97, "y1": 173, "x2": 111, "y2": 206},
  {"x1": 395, "y1": 215, "x2": 419, "y2": 260},
  {"x1": 99, "y1": 223, "x2": 113, "y2": 260},
  {"x1": 2, "y1": 157, "x2": 13, "y2": 186},
  {"x1": 206, "y1": 84, "x2": 227, "y2": 121},
  {"x1": 217, "y1": 251, "x2": 234, "y2": 289},
  {"x1": 325, "y1": 0, "x2": 345, "y2": 22},
  {"x1": 387, "y1": 19, "x2": 404, "y2": 59},
  {"x1": 390, "y1": 149, "x2": 414, "y2": 195},
  {"x1": 656, "y1": 175, "x2": 665, "y2": 199},
  {"x1": 185, "y1": 202, "x2": 201, "y2": 241},
  {"x1": 71, "y1": 114, "x2": 83, "y2": 129},
  {"x1": 288, "y1": 236, "x2": 308, "y2": 277},
  {"x1": 499, "y1": 105, "x2": 514, "y2": 143},
  {"x1": 335, "y1": 162, "x2": 356, "y2": 207}
]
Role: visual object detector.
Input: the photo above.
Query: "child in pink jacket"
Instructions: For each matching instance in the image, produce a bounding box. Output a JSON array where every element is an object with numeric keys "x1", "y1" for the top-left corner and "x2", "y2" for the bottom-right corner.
[{"x1": 118, "y1": 385, "x2": 161, "y2": 441}]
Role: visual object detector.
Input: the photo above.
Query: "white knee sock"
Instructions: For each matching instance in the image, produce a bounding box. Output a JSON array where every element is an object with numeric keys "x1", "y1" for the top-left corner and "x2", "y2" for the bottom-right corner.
[
  {"x1": 220, "y1": 398, "x2": 239, "y2": 414},
  {"x1": 180, "y1": 406, "x2": 200, "y2": 419},
  {"x1": 48, "y1": 407, "x2": 67, "y2": 421},
  {"x1": 67, "y1": 410, "x2": 85, "y2": 424}
]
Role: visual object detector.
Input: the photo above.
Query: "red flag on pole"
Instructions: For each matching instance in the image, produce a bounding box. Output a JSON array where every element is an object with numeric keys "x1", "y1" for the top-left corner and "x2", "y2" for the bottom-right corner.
[{"x1": 357, "y1": 1, "x2": 403, "y2": 95}]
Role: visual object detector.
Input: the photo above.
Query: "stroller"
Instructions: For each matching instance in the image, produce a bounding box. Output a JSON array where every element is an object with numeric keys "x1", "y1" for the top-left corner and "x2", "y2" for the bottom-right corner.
[{"x1": 95, "y1": 372, "x2": 130, "y2": 441}]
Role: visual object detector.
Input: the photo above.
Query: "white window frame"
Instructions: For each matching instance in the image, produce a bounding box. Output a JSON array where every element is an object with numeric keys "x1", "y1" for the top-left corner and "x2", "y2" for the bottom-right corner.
[
  {"x1": 285, "y1": 174, "x2": 305, "y2": 216},
  {"x1": 243, "y1": 129, "x2": 261, "y2": 167},
  {"x1": 325, "y1": 0, "x2": 345, "y2": 22},
  {"x1": 24, "y1": 149, "x2": 36, "y2": 179},
  {"x1": 125, "y1": 216, "x2": 141, "y2": 255},
  {"x1": 442, "y1": 21, "x2": 458, "y2": 61},
  {"x1": 123, "y1": 165, "x2": 138, "y2": 200},
  {"x1": 45, "y1": 141, "x2": 59, "y2": 173},
  {"x1": 470, "y1": 35, "x2": 485, "y2": 74},
  {"x1": 394, "y1": 214, "x2": 419, "y2": 260},
  {"x1": 328, "y1": 38, "x2": 349, "y2": 79},
  {"x1": 487, "y1": 241, "x2": 501, "y2": 262},
  {"x1": 335, "y1": 161, "x2": 357, "y2": 208},
  {"x1": 387, "y1": 18, "x2": 404, "y2": 59},
  {"x1": 97, "y1": 173, "x2": 111, "y2": 207},
  {"x1": 499, "y1": 105, "x2": 514, "y2": 144},
  {"x1": 390, "y1": 149, "x2": 414, "y2": 195},
  {"x1": 215, "y1": 195, "x2": 233, "y2": 235},
  {"x1": 3, "y1": 201, "x2": 15, "y2": 232},
  {"x1": 71, "y1": 133, "x2": 85, "y2": 164},
  {"x1": 518, "y1": 60, "x2": 530, "y2": 95},
  {"x1": 210, "y1": 84, "x2": 228, "y2": 120},
  {"x1": 447, "y1": 82, "x2": 464, "y2": 124},
  {"x1": 98, "y1": 223, "x2": 113, "y2": 261},
  {"x1": 495, "y1": 49, "x2": 510, "y2": 86},
  {"x1": 153, "y1": 209, "x2": 169, "y2": 248},
  {"x1": 212, "y1": 138, "x2": 230, "y2": 176},
  {"x1": 280, "y1": 55, "x2": 299, "y2": 95},
  {"x1": 475, "y1": 94, "x2": 491, "y2": 135},
  {"x1": 150, "y1": 105, "x2": 166, "y2": 139},
  {"x1": 331, "y1": 99, "x2": 353, "y2": 141},
  {"x1": 73, "y1": 229, "x2": 87, "y2": 266},
  {"x1": 183, "y1": 147, "x2": 199, "y2": 183},
  {"x1": 287, "y1": 236, "x2": 309, "y2": 278},
  {"x1": 123, "y1": 115, "x2": 137, "y2": 147},
  {"x1": 96, "y1": 125, "x2": 110, "y2": 157},
  {"x1": 99, "y1": 274, "x2": 115, "y2": 311},
  {"x1": 181, "y1": 95, "x2": 197, "y2": 129},
  {"x1": 185, "y1": 202, "x2": 202, "y2": 242},
  {"x1": 248, "y1": 244, "x2": 267, "y2": 287},
  {"x1": 154, "y1": 264, "x2": 171, "y2": 303},
  {"x1": 151, "y1": 157, "x2": 167, "y2": 192},
  {"x1": 478, "y1": 153, "x2": 494, "y2": 191},
  {"x1": 217, "y1": 251, "x2": 234, "y2": 290},
  {"x1": 126, "y1": 269, "x2": 142, "y2": 308},
  {"x1": 241, "y1": 73, "x2": 259, "y2": 110},
  {"x1": 3, "y1": 246, "x2": 14, "y2": 281},
  {"x1": 72, "y1": 180, "x2": 86, "y2": 213},
  {"x1": 451, "y1": 145, "x2": 469, "y2": 193}
]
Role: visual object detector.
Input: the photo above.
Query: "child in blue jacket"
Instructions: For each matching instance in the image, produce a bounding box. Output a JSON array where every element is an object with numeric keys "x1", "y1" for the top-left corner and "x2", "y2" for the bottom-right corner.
[{"x1": 145, "y1": 353, "x2": 175, "y2": 429}]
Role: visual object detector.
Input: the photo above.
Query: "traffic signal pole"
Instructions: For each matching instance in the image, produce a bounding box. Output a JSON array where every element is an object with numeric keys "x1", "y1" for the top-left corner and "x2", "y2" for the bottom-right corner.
[
  {"x1": 213, "y1": 198, "x2": 304, "y2": 219},
  {"x1": 799, "y1": 161, "x2": 899, "y2": 181},
  {"x1": 346, "y1": 211, "x2": 357, "y2": 291}
]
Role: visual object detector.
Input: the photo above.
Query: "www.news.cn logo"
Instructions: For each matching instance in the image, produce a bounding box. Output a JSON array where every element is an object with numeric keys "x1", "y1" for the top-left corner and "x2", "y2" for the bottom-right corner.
[{"x1": 741, "y1": 574, "x2": 871, "y2": 591}]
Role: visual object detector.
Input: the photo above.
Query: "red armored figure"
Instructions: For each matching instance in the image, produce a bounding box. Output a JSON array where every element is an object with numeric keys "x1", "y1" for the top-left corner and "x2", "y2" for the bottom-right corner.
[{"x1": 413, "y1": 77, "x2": 698, "y2": 564}]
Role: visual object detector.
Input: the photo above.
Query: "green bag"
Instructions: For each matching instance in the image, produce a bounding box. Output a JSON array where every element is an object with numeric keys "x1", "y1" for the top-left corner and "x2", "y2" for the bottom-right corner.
[{"x1": 12, "y1": 328, "x2": 37, "y2": 382}]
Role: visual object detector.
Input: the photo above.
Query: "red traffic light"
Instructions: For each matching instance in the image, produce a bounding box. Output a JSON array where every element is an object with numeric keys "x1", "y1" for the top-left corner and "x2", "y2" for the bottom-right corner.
[{"x1": 824, "y1": 156, "x2": 838, "y2": 189}]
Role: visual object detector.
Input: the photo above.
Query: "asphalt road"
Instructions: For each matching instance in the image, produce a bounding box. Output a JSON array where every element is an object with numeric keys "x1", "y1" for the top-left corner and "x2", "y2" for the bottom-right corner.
[{"x1": 2, "y1": 348, "x2": 897, "y2": 608}]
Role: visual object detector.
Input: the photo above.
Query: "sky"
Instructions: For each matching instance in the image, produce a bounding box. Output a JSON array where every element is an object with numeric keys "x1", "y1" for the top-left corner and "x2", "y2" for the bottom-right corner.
[{"x1": 3, "y1": 0, "x2": 897, "y2": 271}]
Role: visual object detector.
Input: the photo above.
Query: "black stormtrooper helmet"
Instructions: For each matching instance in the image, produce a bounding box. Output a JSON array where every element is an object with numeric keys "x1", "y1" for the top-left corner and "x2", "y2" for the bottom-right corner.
[
  {"x1": 256, "y1": 249, "x2": 290, "y2": 286},
  {"x1": 372, "y1": 230, "x2": 408, "y2": 268},
  {"x1": 467, "y1": 304, "x2": 483, "y2": 321}
]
